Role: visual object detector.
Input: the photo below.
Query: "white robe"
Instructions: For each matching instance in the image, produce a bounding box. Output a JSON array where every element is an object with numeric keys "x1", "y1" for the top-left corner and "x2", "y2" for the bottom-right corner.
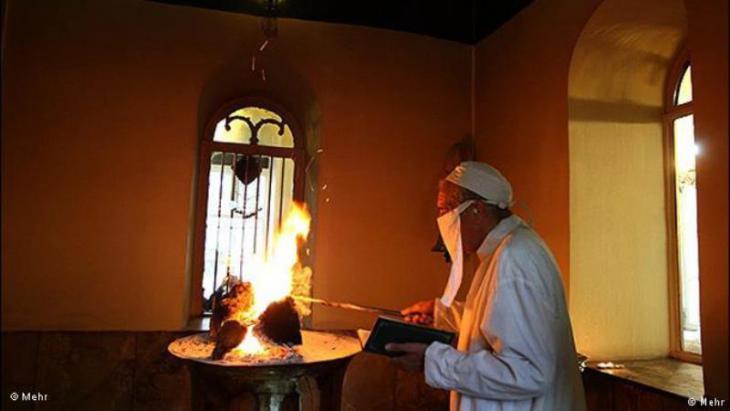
[{"x1": 425, "y1": 215, "x2": 586, "y2": 411}]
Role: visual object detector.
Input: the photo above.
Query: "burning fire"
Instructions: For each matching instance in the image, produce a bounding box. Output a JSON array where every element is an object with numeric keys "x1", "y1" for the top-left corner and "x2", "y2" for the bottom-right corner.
[
  {"x1": 232, "y1": 202, "x2": 312, "y2": 355},
  {"x1": 236, "y1": 331, "x2": 265, "y2": 355},
  {"x1": 247, "y1": 202, "x2": 311, "y2": 317}
]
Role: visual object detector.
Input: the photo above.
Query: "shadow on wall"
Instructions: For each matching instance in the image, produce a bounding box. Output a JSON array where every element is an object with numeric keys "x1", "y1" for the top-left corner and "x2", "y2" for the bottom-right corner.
[
  {"x1": 568, "y1": 98, "x2": 663, "y2": 123},
  {"x1": 567, "y1": 0, "x2": 687, "y2": 360}
]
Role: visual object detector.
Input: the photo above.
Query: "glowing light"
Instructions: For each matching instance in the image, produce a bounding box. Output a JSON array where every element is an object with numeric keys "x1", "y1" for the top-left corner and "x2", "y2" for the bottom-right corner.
[
  {"x1": 233, "y1": 202, "x2": 311, "y2": 355},
  {"x1": 596, "y1": 361, "x2": 624, "y2": 370},
  {"x1": 247, "y1": 202, "x2": 310, "y2": 316},
  {"x1": 234, "y1": 329, "x2": 265, "y2": 356}
]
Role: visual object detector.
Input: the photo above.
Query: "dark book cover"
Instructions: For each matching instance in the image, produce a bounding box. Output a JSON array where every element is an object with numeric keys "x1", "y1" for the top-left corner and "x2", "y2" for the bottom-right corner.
[{"x1": 363, "y1": 316, "x2": 456, "y2": 356}]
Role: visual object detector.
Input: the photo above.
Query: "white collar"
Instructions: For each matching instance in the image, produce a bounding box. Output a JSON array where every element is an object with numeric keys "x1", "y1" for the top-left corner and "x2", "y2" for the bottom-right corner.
[{"x1": 476, "y1": 215, "x2": 525, "y2": 261}]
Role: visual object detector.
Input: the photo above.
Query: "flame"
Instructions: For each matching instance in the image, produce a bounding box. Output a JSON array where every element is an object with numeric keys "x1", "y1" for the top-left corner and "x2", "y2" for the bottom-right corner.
[
  {"x1": 234, "y1": 330, "x2": 265, "y2": 356},
  {"x1": 247, "y1": 202, "x2": 311, "y2": 317},
  {"x1": 234, "y1": 202, "x2": 311, "y2": 354}
]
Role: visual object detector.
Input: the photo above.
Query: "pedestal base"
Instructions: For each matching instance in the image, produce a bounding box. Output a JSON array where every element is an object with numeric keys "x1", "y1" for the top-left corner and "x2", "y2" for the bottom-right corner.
[
  {"x1": 188, "y1": 356, "x2": 352, "y2": 411},
  {"x1": 169, "y1": 330, "x2": 361, "y2": 411}
]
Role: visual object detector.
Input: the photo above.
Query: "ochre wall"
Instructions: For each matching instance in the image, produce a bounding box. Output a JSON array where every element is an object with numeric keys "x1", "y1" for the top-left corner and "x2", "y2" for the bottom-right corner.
[
  {"x1": 472, "y1": 0, "x2": 601, "y2": 292},
  {"x1": 684, "y1": 0, "x2": 729, "y2": 399},
  {"x1": 567, "y1": 0, "x2": 686, "y2": 360},
  {"x1": 2, "y1": 1, "x2": 726, "y2": 397},
  {"x1": 1, "y1": 0, "x2": 471, "y2": 330}
]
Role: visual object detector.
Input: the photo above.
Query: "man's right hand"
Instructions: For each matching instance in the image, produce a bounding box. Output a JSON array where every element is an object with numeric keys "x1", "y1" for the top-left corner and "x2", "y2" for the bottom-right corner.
[{"x1": 401, "y1": 299, "x2": 435, "y2": 325}]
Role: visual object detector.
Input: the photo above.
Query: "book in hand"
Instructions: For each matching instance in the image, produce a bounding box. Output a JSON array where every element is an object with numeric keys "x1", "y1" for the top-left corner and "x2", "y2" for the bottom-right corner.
[{"x1": 363, "y1": 316, "x2": 456, "y2": 357}]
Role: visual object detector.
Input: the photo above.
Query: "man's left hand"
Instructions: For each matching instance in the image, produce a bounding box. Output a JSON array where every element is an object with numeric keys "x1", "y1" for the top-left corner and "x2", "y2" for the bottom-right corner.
[{"x1": 386, "y1": 343, "x2": 428, "y2": 372}]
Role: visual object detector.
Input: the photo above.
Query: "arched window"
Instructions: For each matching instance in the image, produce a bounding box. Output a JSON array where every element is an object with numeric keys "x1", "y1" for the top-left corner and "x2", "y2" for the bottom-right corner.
[
  {"x1": 192, "y1": 99, "x2": 306, "y2": 315},
  {"x1": 664, "y1": 51, "x2": 701, "y2": 361}
]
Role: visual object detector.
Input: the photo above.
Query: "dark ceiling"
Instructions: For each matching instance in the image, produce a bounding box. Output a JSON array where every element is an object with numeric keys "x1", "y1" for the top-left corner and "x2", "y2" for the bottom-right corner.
[{"x1": 149, "y1": 0, "x2": 533, "y2": 44}]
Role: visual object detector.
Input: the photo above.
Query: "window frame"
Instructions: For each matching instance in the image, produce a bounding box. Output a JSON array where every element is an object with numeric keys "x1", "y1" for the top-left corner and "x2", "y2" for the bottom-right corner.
[
  {"x1": 662, "y1": 47, "x2": 701, "y2": 364},
  {"x1": 189, "y1": 96, "x2": 307, "y2": 318}
]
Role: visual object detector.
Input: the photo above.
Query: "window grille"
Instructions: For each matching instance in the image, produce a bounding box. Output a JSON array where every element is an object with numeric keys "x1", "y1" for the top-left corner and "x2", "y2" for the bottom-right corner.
[{"x1": 194, "y1": 103, "x2": 305, "y2": 313}]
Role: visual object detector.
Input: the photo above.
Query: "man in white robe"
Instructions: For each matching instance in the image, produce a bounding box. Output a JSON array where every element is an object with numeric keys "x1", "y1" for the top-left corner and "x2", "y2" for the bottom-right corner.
[{"x1": 387, "y1": 161, "x2": 586, "y2": 411}]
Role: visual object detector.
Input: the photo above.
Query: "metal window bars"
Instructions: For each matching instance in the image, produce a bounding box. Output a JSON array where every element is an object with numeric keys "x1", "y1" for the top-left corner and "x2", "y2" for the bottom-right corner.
[{"x1": 197, "y1": 106, "x2": 303, "y2": 313}]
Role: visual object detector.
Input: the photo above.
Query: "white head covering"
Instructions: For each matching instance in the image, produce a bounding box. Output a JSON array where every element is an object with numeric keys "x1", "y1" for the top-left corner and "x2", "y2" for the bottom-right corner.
[{"x1": 445, "y1": 161, "x2": 513, "y2": 209}]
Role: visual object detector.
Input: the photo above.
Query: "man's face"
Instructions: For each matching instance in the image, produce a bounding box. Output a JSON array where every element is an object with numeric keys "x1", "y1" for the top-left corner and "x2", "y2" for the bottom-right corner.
[{"x1": 437, "y1": 181, "x2": 492, "y2": 254}]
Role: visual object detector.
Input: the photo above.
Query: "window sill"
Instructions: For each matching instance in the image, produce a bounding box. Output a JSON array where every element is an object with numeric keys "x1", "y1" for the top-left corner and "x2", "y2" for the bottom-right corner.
[{"x1": 586, "y1": 357, "x2": 704, "y2": 399}]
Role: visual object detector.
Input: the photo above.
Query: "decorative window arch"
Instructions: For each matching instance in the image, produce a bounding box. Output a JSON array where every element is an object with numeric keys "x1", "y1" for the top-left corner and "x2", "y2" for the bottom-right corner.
[
  {"x1": 191, "y1": 98, "x2": 306, "y2": 316},
  {"x1": 664, "y1": 49, "x2": 701, "y2": 362}
]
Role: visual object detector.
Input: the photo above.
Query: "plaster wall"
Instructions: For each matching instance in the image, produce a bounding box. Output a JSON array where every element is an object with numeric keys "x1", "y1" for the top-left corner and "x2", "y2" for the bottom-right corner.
[
  {"x1": 568, "y1": 0, "x2": 686, "y2": 359},
  {"x1": 1, "y1": 0, "x2": 471, "y2": 330},
  {"x1": 2, "y1": 1, "x2": 727, "y2": 397},
  {"x1": 473, "y1": 0, "x2": 602, "y2": 291}
]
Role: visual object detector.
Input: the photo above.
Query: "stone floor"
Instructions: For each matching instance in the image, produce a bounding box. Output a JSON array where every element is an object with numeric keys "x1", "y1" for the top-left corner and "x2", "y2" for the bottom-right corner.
[{"x1": 2, "y1": 331, "x2": 448, "y2": 411}]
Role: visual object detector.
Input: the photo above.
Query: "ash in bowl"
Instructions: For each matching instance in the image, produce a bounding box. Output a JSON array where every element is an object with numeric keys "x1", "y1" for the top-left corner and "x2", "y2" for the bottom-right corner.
[{"x1": 168, "y1": 330, "x2": 362, "y2": 367}]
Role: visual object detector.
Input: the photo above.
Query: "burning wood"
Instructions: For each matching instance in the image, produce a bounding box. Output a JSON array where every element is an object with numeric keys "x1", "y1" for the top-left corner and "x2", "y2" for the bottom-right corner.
[
  {"x1": 210, "y1": 288, "x2": 302, "y2": 359},
  {"x1": 206, "y1": 202, "x2": 312, "y2": 361},
  {"x1": 257, "y1": 296, "x2": 302, "y2": 345},
  {"x1": 210, "y1": 280, "x2": 254, "y2": 338},
  {"x1": 212, "y1": 321, "x2": 247, "y2": 360}
]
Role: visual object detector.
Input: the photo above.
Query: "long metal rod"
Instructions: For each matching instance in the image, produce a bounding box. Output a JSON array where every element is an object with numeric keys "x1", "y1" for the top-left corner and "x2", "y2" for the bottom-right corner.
[
  {"x1": 226, "y1": 153, "x2": 237, "y2": 276},
  {"x1": 239, "y1": 154, "x2": 249, "y2": 280},
  {"x1": 265, "y1": 155, "x2": 274, "y2": 258},
  {"x1": 212, "y1": 152, "x2": 226, "y2": 292},
  {"x1": 253, "y1": 156, "x2": 264, "y2": 254},
  {"x1": 292, "y1": 296, "x2": 403, "y2": 317},
  {"x1": 278, "y1": 158, "x2": 286, "y2": 228},
  {"x1": 253, "y1": 154, "x2": 262, "y2": 254}
]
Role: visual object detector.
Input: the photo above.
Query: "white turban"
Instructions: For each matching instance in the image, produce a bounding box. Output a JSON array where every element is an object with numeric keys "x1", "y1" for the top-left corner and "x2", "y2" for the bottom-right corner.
[{"x1": 446, "y1": 161, "x2": 513, "y2": 209}]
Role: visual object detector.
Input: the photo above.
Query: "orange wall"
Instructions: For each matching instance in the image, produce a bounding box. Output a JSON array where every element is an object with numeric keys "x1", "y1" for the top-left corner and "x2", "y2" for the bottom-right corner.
[
  {"x1": 684, "y1": 0, "x2": 729, "y2": 399},
  {"x1": 473, "y1": 0, "x2": 601, "y2": 289},
  {"x1": 1, "y1": 0, "x2": 471, "y2": 330},
  {"x1": 3, "y1": 4, "x2": 725, "y2": 398}
]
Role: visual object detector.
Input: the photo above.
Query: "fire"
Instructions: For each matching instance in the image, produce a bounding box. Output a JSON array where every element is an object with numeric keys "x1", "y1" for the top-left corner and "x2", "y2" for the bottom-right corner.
[
  {"x1": 234, "y1": 202, "x2": 311, "y2": 354},
  {"x1": 234, "y1": 331, "x2": 265, "y2": 355},
  {"x1": 247, "y1": 202, "x2": 311, "y2": 317}
]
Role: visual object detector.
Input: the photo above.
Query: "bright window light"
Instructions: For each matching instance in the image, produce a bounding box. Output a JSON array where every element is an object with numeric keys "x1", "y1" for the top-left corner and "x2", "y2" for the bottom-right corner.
[
  {"x1": 673, "y1": 114, "x2": 701, "y2": 355},
  {"x1": 675, "y1": 65, "x2": 693, "y2": 105}
]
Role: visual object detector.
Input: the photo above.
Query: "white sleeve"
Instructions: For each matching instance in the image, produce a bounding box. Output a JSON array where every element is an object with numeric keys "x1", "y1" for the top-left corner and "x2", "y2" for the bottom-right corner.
[
  {"x1": 424, "y1": 249, "x2": 558, "y2": 400},
  {"x1": 433, "y1": 298, "x2": 464, "y2": 333}
]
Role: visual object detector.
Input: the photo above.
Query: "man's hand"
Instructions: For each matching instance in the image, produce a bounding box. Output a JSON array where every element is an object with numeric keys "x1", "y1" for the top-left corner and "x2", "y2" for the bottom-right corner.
[
  {"x1": 401, "y1": 299, "x2": 435, "y2": 325},
  {"x1": 386, "y1": 343, "x2": 428, "y2": 372}
]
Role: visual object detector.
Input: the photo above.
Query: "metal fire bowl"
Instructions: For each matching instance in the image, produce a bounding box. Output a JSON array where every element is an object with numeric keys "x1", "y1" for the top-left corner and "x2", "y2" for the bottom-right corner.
[{"x1": 169, "y1": 330, "x2": 362, "y2": 410}]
